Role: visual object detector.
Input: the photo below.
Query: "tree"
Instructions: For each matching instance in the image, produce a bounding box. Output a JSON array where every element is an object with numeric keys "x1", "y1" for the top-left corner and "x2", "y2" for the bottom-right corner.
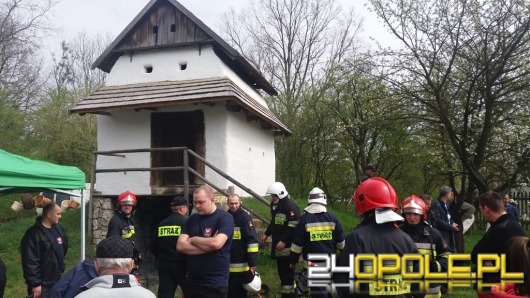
[
  {"x1": 30, "y1": 88, "x2": 97, "y2": 174},
  {"x1": 369, "y1": 0, "x2": 530, "y2": 199},
  {"x1": 0, "y1": 0, "x2": 54, "y2": 111},
  {"x1": 51, "y1": 31, "x2": 110, "y2": 95},
  {"x1": 220, "y1": 0, "x2": 361, "y2": 197}
]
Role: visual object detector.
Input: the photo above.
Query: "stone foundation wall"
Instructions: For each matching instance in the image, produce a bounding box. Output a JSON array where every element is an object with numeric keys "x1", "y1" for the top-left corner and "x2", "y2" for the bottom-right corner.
[{"x1": 91, "y1": 197, "x2": 114, "y2": 246}]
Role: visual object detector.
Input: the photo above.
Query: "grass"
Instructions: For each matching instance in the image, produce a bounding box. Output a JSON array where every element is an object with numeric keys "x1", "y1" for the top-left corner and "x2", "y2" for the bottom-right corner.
[{"x1": 0, "y1": 196, "x2": 524, "y2": 298}]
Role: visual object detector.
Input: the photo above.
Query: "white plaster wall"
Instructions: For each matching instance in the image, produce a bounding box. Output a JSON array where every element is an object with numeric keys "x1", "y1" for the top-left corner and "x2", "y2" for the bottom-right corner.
[
  {"x1": 96, "y1": 105, "x2": 275, "y2": 197},
  {"x1": 202, "y1": 105, "x2": 229, "y2": 189},
  {"x1": 96, "y1": 110, "x2": 151, "y2": 195},
  {"x1": 106, "y1": 45, "x2": 269, "y2": 107},
  {"x1": 225, "y1": 111, "x2": 276, "y2": 197}
]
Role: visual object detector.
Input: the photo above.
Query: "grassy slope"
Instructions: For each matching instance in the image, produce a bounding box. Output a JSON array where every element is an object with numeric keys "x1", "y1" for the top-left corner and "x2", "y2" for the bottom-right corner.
[{"x1": 1, "y1": 196, "x2": 525, "y2": 297}]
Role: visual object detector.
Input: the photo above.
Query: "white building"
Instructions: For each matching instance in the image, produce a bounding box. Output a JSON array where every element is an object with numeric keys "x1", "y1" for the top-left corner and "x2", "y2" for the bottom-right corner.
[{"x1": 71, "y1": 0, "x2": 290, "y2": 198}]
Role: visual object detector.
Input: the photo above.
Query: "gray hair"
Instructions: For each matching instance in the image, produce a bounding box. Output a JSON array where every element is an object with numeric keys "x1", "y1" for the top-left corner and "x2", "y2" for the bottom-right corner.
[
  {"x1": 96, "y1": 258, "x2": 133, "y2": 273},
  {"x1": 439, "y1": 186, "x2": 452, "y2": 197}
]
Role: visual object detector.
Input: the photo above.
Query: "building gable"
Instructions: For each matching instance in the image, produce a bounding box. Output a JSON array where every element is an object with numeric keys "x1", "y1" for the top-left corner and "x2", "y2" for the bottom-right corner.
[{"x1": 93, "y1": 0, "x2": 276, "y2": 96}]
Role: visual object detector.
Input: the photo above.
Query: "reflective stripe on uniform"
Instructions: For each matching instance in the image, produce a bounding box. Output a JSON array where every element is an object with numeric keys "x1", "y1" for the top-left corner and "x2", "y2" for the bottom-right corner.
[
  {"x1": 158, "y1": 225, "x2": 181, "y2": 237},
  {"x1": 233, "y1": 227, "x2": 241, "y2": 239},
  {"x1": 247, "y1": 243, "x2": 259, "y2": 253},
  {"x1": 230, "y1": 262, "x2": 250, "y2": 272},
  {"x1": 275, "y1": 213, "x2": 287, "y2": 225},
  {"x1": 276, "y1": 247, "x2": 291, "y2": 257},
  {"x1": 415, "y1": 243, "x2": 433, "y2": 250},
  {"x1": 305, "y1": 222, "x2": 336, "y2": 231},
  {"x1": 122, "y1": 226, "x2": 135, "y2": 239},
  {"x1": 291, "y1": 243, "x2": 303, "y2": 254},
  {"x1": 288, "y1": 220, "x2": 298, "y2": 228},
  {"x1": 281, "y1": 284, "x2": 296, "y2": 294}
]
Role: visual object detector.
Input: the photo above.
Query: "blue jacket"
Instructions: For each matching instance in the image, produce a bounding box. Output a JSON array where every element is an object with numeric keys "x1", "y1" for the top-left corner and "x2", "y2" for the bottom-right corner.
[{"x1": 49, "y1": 259, "x2": 98, "y2": 298}]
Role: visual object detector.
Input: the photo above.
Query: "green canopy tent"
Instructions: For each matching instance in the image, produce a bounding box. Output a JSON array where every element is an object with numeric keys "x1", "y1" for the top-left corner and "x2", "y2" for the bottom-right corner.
[{"x1": 0, "y1": 149, "x2": 88, "y2": 258}]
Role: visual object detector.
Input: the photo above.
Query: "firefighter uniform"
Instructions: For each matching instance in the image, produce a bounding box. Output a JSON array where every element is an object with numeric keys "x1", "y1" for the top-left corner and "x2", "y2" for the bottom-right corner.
[
  {"x1": 264, "y1": 196, "x2": 300, "y2": 297},
  {"x1": 334, "y1": 217, "x2": 421, "y2": 298},
  {"x1": 290, "y1": 209, "x2": 345, "y2": 298},
  {"x1": 228, "y1": 206, "x2": 259, "y2": 298},
  {"x1": 154, "y1": 211, "x2": 187, "y2": 298},
  {"x1": 400, "y1": 222, "x2": 450, "y2": 298}
]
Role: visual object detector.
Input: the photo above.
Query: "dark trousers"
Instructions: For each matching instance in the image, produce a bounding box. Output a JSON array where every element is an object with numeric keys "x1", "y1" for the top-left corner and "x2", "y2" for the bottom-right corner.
[
  {"x1": 454, "y1": 229, "x2": 464, "y2": 253},
  {"x1": 277, "y1": 256, "x2": 297, "y2": 298},
  {"x1": 186, "y1": 284, "x2": 228, "y2": 298},
  {"x1": 158, "y1": 260, "x2": 186, "y2": 298},
  {"x1": 228, "y1": 271, "x2": 248, "y2": 298}
]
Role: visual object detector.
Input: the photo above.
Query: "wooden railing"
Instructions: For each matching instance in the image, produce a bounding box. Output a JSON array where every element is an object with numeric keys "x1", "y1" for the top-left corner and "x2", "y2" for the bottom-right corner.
[{"x1": 87, "y1": 147, "x2": 271, "y2": 235}]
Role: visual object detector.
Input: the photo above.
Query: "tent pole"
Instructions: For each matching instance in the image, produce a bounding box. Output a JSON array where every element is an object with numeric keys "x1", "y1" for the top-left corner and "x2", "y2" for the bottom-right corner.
[{"x1": 81, "y1": 189, "x2": 86, "y2": 261}]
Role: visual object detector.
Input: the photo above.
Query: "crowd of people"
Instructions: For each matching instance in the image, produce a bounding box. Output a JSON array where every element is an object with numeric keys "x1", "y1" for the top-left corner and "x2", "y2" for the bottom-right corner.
[{"x1": 7, "y1": 168, "x2": 528, "y2": 298}]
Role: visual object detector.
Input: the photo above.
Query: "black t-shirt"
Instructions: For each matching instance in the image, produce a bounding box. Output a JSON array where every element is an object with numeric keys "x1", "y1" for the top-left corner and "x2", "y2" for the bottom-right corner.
[
  {"x1": 48, "y1": 227, "x2": 65, "y2": 270},
  {"x1": 182, "y1": 208, "x2": 234, "y2": 286}
]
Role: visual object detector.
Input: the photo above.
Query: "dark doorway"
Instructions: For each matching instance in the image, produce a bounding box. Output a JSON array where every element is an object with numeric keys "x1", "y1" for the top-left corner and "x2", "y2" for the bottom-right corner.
[{"x1": 151, "y1": 111, "x2": 205, "y2": 186}]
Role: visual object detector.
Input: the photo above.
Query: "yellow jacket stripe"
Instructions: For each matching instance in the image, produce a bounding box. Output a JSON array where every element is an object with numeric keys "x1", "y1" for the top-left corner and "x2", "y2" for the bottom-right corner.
[{"x1": 229, "y1": 262, "x2": 250, "y2": 272}]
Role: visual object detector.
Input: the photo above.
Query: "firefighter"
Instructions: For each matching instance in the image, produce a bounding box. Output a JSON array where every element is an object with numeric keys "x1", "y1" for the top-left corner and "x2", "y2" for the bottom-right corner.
[
  {"x1": 400, "y1": 195, "x2": 450, "y2": 298},
  {"x1": 227, "y1": 194, "x2": 259, "y2": 298},
  {"x1": 260, "y1": 182, "x2": 301, "y2": 298},
  {"x1": 290, "y1": 187, "x2": 345, "y2": 298},
  {"x1": 107, "y1": 191, "x2": 141, "y2": 266},
  {"x1": 152, "y1": 196, "x2": 188, "y2": 298},
  {"x1": 334, "y1": 177, "x2": 421, "y2": 298}
]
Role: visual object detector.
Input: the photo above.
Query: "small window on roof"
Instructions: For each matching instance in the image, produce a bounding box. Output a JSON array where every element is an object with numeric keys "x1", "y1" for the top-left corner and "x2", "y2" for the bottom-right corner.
[
  {"x1": 144, "y1": 65, "x2": 153, "y2": 73},
  {"x1": 171, "y1": 24, "x2": 176, "y2": 32},
  {"x1": 180, "y1": 62, "x2": 187, "y2": 70}
]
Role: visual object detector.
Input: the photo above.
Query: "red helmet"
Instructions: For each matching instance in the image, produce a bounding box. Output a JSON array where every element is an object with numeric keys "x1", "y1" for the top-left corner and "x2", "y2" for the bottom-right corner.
[
  {"x1": 354, "y1": 177, "x2": 398, "y2": 216},
  {"x1": 117, "y1": 191, "x2": 137, "y2": 209},
  {"x1": 401, "y1": 195, "x2": 427, "y2": 221}
]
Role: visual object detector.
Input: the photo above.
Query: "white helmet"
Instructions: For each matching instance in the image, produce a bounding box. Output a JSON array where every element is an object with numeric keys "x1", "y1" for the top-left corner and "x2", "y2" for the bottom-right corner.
[
  {"x1": 266, "y1": 182, "x2": 288, "y2": 199},
  {"x1": 308, "y1": 187, "x2": 327, "y2": 205},
  {"x1": 242, "y1": 271, "x2": 262, "y2": 293}
]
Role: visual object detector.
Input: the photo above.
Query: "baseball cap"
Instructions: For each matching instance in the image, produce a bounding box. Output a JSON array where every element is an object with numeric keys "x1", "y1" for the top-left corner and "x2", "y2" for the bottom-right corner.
[
  {"x1": 171, "y1": 196, "x2": 187, "y2": 206},
  {"x1": 96, "y1": 236, "x2": 133, "y2": 258}
]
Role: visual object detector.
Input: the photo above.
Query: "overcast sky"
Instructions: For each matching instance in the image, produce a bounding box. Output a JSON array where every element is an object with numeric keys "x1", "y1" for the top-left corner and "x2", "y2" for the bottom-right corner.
[{"x1": 45, "y1": 0, "x2": 395, "y2": 62}]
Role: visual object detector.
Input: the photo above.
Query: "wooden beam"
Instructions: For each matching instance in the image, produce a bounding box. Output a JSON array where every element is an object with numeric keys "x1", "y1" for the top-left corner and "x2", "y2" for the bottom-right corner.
[
  {"x1": 246, "y1": 114, "x2": 259, "y2": 122},
  {"x1": 226, "y1": 103, "x2": 242, "y2": 112},
  {"x1": 260, "y1": 120, "x2": 272, "y2": 130}
]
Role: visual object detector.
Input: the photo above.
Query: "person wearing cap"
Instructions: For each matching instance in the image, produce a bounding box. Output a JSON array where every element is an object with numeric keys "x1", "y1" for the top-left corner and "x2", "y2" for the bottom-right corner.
[
  {"x1": 289, "y1": 187, "x2": 345, "y2": 298},
  {"x1": 360, "y1": 165, "x2": 376, "y2": 183},
  {"x1": 75, "y1": 236, "x2": 155, "y2": 298},
  {"x1": 400, "y1": 195, "x2": 450, "y2": 298},
  {"x1": 227, "y1": 194, "x2": 259, "y2": 298},
  {"x1": 260, "y1": 182, "x2": 300, "y2": 298},
  {"x1": 107, "y1": 191, "x2": 141, "y2": 266},
  {"x1": 430, "y1": 186, "x2": 458, "y2": 252},
  {"x1": 177, "y1": 185, "x2": 234, "y2": 298},
  {"x1": 334, "y1": 177, "x2": 420, "y2": 297},
  {"x1": 152, "y1": 196, "x2": 188, "y2": 298},
  {"x1": 21, "y1": 203, "x2": 68, "y2": 298}
]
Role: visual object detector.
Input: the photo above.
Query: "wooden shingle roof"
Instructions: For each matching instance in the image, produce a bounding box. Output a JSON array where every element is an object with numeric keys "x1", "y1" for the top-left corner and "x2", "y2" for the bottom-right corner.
[
  {"x1": 92, "y1": 0, "x2": 277, "y2": 96},
  {"x1": 70, "y1": 77, "x2": 291, "y2": 134}
]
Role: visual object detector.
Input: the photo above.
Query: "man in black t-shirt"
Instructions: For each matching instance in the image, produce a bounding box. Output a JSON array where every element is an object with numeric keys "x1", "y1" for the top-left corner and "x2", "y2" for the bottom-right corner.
[{"x1": 177, "y1": 185, "x2": 234, "y2": 298}]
